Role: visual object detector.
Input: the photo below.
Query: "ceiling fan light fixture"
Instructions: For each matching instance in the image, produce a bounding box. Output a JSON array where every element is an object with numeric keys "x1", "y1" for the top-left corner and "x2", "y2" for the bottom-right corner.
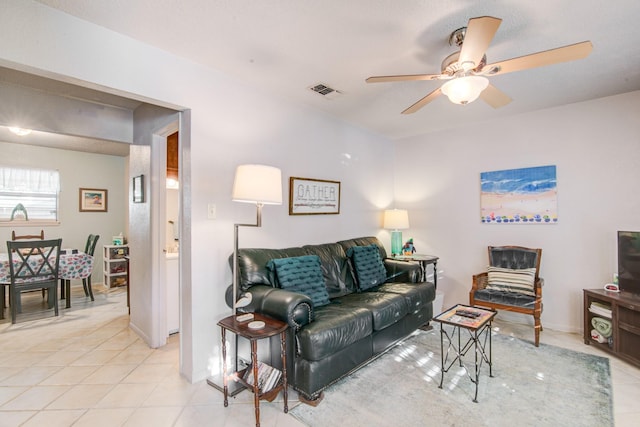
[{"x1": 440, "y1": 75, "x2": 489, "y2": 105}]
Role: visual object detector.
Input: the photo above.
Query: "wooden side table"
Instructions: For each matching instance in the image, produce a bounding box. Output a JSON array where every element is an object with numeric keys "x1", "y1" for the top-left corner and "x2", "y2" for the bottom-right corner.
[
  {"x1": 218, "y1": 313, "x2": 289, "y2": 427},
  {"x1": 392, "y1": 254, "x2": 439, "y2": 287}
]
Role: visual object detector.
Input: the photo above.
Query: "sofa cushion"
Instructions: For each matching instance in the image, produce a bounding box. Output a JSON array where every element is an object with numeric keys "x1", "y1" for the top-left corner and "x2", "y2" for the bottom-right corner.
[
  {"x1": 377, "y1": 282, "x2": 435, "y2": 314},
  {"x1": 347, "y1": 244, "x2": 387, "y2": 290},
  {"x1": 266, "y1": 255, "x2": 330, "y2": 307},
  {"x1": 338, "y1": 236, "x2": 388, "y2": 259},
  {"x1": 486, "y1": 266, "x2": 536, "y2": 297},
  {"x1": 337, "y1": 291, "x2": 409, "y2": 330},
  {"x1": 302, "y1": 243, "x2": 356, "y2": 298},
  {"x1": 296, "y1": 304, "x2": 373, "y2": 360}
]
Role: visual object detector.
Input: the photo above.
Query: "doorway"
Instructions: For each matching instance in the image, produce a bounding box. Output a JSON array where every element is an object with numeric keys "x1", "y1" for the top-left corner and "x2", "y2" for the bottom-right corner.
[
  {"x1": 0, "y1": 65, "x2": 193, "y2": 380},
  {"x1": 165, "y1": 131, "x2": 180, "y2": 335}
]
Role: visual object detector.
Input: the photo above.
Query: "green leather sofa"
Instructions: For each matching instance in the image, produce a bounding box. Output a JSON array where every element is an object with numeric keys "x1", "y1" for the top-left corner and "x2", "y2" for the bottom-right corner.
[{"x1": 230, "y1": 236, "x2": 436, "y2": 402}]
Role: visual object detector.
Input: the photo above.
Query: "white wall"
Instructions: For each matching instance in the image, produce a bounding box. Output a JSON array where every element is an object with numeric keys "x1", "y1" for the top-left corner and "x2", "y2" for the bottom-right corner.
[
  {"x1": 0, "y1": 0, "x2": 395, "y2": 382},
  {"x1": 394, "y1": 91, "x2": 640, "y2": 333},
  {"x1": 127, "y1": 104, "x2": 180, "y2": 349},
  {"x1": 0, "y1": 141, "x2": 127, "y2": 282}
]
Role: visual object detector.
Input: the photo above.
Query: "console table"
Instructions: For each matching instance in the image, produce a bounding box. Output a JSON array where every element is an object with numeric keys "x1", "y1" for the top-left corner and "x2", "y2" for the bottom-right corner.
[{"x1": 583, "y1": 288, "x2": 640, "y2": 368}]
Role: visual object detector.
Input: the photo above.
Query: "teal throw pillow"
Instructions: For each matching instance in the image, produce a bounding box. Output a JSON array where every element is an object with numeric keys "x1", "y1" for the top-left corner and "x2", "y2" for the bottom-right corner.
[
  {"x1": 266, "y1": 255, "x2": 330, "y2": 307},
  {"x1": 347, "y1": 244, "x2": 387, "y2": 291}
]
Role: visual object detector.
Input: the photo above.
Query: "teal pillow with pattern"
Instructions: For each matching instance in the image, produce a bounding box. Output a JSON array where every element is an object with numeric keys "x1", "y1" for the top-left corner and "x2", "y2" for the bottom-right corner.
[
  {"x1": 266, "y1": 255, "x2": 330, "y2": 307},
  {"x1": 347, "y1": 245, "x2": 387, "y2": 291}
]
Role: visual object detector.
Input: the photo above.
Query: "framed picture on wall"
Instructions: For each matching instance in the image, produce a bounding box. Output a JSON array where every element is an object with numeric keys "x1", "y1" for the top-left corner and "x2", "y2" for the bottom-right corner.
[
  {"x1": 133, "y1": 175, "x2": 145, "y2": 203},
  {"x1": 289, "y1": 177, "x2": 340, "y2": 215},
  {"x1": 79, "y1": 188, "x2": 108, "y2": 212},
  {"x1": 480, "y1": 165, "x2": 557, "y2": 224}
]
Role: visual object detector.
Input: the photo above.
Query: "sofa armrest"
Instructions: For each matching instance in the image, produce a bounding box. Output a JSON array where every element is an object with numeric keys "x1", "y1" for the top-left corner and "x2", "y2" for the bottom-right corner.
[
  {"x1": 383, "y1": 259, "x2": 420, "y2": 283},
  {"x1": 243, "y1": 285, "x2": 314, "y2": 330}
]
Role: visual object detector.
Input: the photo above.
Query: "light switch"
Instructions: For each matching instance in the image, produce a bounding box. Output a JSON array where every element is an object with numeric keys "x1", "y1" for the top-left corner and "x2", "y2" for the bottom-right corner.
[{"x1": 207, "y1": 203, "x2": 216, "y2": 219}]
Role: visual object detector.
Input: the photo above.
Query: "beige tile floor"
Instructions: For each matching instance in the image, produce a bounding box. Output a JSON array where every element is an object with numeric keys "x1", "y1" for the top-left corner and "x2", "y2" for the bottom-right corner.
[{"x1": 1, "y1": 286, "x2": 639, "y2": 426}]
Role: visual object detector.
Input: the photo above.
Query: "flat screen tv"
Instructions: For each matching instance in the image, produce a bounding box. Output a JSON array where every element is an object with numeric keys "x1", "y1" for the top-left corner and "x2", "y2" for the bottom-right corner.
[{"x1": 618, "y1": 231, "x2": 640, "y2": 295}]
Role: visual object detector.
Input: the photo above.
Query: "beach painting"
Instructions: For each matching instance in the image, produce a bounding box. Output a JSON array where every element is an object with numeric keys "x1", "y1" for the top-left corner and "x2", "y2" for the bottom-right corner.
[{"x1": 480, "y1": 165, "x2": 557, "y2": 224}]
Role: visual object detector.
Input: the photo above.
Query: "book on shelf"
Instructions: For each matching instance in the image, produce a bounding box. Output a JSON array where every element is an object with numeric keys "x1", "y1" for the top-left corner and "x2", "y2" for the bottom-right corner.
[
  {"x1": 242, "y1": 361, "x2": 282, "y2": 393},
  {"x1": 589, "y1": 301, "x2": 612, "y2": 318},
  {"x1": 263, "y1": 366, "x2": 282, "y2": 392}
]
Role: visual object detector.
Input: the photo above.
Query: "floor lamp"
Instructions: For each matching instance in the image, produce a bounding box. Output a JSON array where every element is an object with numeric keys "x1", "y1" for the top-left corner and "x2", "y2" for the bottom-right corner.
[
  {"x1": 209, "y1": 164, "x2": 282, "y2": 395},
  {"x1": 230, "y1": 164, "x2": 283, "y2": 316},
  {"x1": 383, "y1": 209, "x2": 409, "y2": 256}
]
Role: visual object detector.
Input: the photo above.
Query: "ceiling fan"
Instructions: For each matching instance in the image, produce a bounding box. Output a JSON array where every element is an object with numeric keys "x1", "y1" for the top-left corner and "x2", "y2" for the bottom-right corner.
[{"x1": 366, "y1": 16, "x2": 592, "y2": 114}]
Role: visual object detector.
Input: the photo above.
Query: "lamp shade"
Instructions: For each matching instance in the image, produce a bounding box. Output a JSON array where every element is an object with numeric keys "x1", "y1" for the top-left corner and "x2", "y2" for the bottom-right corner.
[
  {"x1": 441, "y1": 76, "x2": 489, "y2": 105},
  {"x1": 383, "y1": 209, "x2": 409, "y2": 230},
  {"x1": 232, "y1": 164, "x2": 282, "y2": 205}
]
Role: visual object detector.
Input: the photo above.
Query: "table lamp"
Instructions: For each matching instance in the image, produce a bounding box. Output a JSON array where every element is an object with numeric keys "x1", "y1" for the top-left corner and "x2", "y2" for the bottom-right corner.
[
  {"x1": 231, "y1": 164, "x2": 282, "y2": 319},
  {"x1": 383, "y1": 209, "x2": 409, "y2": 256}
]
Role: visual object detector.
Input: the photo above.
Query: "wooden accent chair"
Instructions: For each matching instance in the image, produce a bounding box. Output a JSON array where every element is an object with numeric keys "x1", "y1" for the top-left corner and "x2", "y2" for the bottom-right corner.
[
  {"x1": 470, "y1": 246, "x2": 543, "y2": 346},
  {"x1": 11, "y1": 230, "x2": 44, "y2": 240}
]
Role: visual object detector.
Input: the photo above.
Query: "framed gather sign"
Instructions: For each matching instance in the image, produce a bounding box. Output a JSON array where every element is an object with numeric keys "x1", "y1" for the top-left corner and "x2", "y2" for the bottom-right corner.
[
  {"x1": 79, "y1": 188, "x2": 108, "y2": 212},
  {"x1": 289, "y1": 177, "x2": 340, "y2": 215}
]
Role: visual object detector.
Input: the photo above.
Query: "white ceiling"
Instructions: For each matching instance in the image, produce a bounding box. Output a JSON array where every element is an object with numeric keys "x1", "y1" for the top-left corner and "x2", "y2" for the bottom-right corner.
[{"x1": 29, "y1": 0, "x2": 640, "y2": 140}]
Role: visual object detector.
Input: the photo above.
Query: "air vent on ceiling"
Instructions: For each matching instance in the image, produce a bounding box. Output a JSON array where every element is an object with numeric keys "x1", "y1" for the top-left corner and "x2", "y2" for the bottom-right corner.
[{"x1": 308, "y1": 83, "x2": 342, "y2": 100}]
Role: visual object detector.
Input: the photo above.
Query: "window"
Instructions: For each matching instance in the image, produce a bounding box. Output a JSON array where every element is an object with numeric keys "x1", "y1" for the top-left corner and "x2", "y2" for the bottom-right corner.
[{"x1": 0, "y1": 167, "x2": 60, "y2": 223}]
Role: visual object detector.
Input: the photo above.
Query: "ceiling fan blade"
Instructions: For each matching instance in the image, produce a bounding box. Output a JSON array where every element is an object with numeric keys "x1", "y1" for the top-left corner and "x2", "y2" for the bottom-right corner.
[
  {"x1": 401, "y1": 88, "x2": 442, "y2": 114},
  {"x1": 366, "y1": 74, "x2": 445, "y2": 83},
  {"x1": 480, "y1": 84, "x2": 512, "y2": 108},
  {"x1": 459, "y1": 16, "x2": 502, "y2": 70},
  {"x1": 484, "y1": 41, "x2": 593, "y2": 76}
]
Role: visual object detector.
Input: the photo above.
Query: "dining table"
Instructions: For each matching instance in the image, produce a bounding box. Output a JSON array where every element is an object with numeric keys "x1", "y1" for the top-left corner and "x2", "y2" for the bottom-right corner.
[{"x1": 0, "y1": 250, "x2": 94, "y2": 309}]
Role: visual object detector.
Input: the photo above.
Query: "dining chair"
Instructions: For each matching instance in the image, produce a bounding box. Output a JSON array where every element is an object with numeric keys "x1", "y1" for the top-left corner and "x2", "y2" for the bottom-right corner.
[
  {"x1": 3, "y1": 239, "x2": 62, "y2": 323},
  {"x1": 11, "y1": 230, "x2": 45, "y2": 240},
  {"x1": 11, "y1": 230, "x2": 46, "y2": 299},
  {"x1": 82, "y1": 234, "x2": 100, "y2": 301}
]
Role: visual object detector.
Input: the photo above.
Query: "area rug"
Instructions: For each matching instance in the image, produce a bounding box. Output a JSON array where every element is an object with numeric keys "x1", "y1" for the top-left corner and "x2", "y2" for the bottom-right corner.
[{"x1": 289, "y1": 329, "x2": 613, "y2": 427}]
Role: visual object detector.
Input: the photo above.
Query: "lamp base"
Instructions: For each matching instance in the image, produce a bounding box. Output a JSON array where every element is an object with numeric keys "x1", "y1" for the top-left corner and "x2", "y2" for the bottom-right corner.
[{"x1": 391, "y1": 230, "x2": 403, "y2": 256}]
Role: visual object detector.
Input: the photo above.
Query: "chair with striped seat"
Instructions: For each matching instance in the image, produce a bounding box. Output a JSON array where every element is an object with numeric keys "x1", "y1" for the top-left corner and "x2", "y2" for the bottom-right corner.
[{"x1": 470, "y1": 246, "x2": 543, "y2": 346}]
